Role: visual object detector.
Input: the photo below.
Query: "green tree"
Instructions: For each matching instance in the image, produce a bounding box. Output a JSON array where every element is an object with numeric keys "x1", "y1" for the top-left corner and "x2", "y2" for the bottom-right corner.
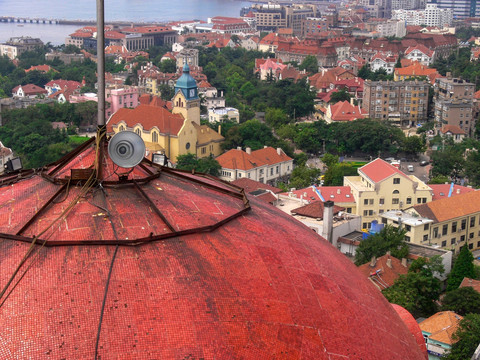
[
  {"x1": 442, "y1": 287, "x2": 480, "y2": 316},
  {"x1": 354, "y1": 225, "x2": 409, "y2": 266},
  {"x1": 447, "y1": 245, "x2": 477, "y2": 291},
  {"x1": 445, "y1": 314, "x2": 480, "y2": 360},
  {"x1": 159, "y1": 84, "x2": 175, "y2": 101},
  {"x1": 299, "y1": 55, "x2": 318, "y2": 74},
  {"x1": 176, "y1": 153, "x2": 221, "y2": 176},
  {"x1": 328, "y1": 89, "x2": 351, "y2": 104},
  {"x1": 401, "y1": 135, "x2": 426, "y2": 157},
  {"x1": 265, "y1": 108, "x2": 290, "y2": 129},
  {"x1": 431, "y1": 145, "x2": 465, "y2": 181},
  {"x1": 288, "y1": 165, "x2": 321, "y2": 189},
  {"x1": 159, "y1": 58, "x2": 176, "y2": 73},
  {"x1": 465, "y1": 149, "x2": 480, "y2": 187},
  {"x1": 323, "y1": 163, "x2": 357, "y2": 186},
  {"x1": 321, "y1": 153, "x2": 339, "y2": 169},
  {"x1": 383, "y1": 256, "x2": 445, "y2": 317},
  {"x1": 428, "y1": 175, "x2": 449, "y2": 184}
]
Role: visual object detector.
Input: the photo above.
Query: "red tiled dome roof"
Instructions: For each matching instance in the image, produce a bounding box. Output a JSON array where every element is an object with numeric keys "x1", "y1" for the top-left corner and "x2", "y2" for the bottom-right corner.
[{"x1": 0, "y1": 139, "x2": 426, "y2": 359}]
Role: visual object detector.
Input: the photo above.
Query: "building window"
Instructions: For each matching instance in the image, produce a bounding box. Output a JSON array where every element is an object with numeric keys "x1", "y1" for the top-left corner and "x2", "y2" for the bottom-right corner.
[
  {"x1": 276, "y1": 166, "x2": 279, "y2": 174},
  {"x1": 470, "y1": 232, "x2": 474, "y2": 239},
  {"x1": 433, "y1": 227, "x2": 438, "y2": 238},
  {"x1": 470, "y1": 217, "x2": 476, "y2": 227},
  {"x1": 461, "y1": 219, "x2": 466, "y2": 230},
  {"x1": 379, "y1": 198, "x2": 384, "y2": 205},
  {"x1": 442, "y1": 224, "x2": 448, "y2": 236},
  {"x1": 393, "y1": 190, "x2": 399, "y2": 194},
  {"x1": 152, "y1": 132, "x2": 158, "y2": 143},
  {"x1": 393, "y1": 178, "x2": 400, "y2": 184},
  {"x1": 423, "y1": 235, "x2": 428, "y2": 242},
  {"x1": 451, "y1": 238, "x2": 456, "y2": 245},
  {"x1": 442, "y1": 240, "x2": 447, "y2": 247},
  {"x1": 346, "y1": 208, "x2": 352, "y2": 213},
  {"x1": 392, "y1": 198, "x2": 399, "y2": 205},
  {"x1": 135, "y1": 128, "x2": 141, "y2": 136},
  {"x1": 461, "y1": 235, "x2": 466, "y2": 242},
  {"x1": 424, "y1": 224, "x2": 429, "y2": 231},
  {"x1": 201, "y1": 147, "x2": 206, "y2": 154},
  {"x1": 452, "y1": 222, "x2": 457, "y2": 233},
  {"x1": 364, "y1": 199, "x2": 369, "y2": 205},
  {"x1": 405, "y1": 225, "x2": 411, "y2": 231},
  {"x1": 406, "y1": 197, "x2": 412, "y2": 205},
  {"x1": 270, "y1": 167, "x2": 273, "y2": 176},
  {"x1": 422, "y1": 198, "x2": 427, "y2": 203},
  {"x1": 469, "y1": 243, "x2": 474, "y2": 250}
]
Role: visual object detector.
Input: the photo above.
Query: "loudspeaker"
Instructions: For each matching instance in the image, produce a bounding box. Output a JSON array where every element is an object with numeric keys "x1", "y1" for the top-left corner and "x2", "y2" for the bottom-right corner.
[{"x1": 108, "y1": 131, "x2": 146, "y2": 168}]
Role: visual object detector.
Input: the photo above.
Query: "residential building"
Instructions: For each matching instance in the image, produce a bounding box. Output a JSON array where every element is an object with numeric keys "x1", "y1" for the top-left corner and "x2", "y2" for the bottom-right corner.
[
  {"x1": 108, "y1": 64, "x2": 223, "y2": 162},
  {"x1": 324, "y1": 100, "x2": 366, "y2": 123},
  {"x1": 381, "y1": 190, "x2": 480, "y2": 253},
  {"x1": 12, "y1": 84, "x2": 48, "y2": 99},
  {"x1": 407, "y1": 242, "x2": 452, "y2": 278},
  {"x1": 0, "y1": 36, "x2": 43, "y2": 60},
  {"x1": 249, "y1": 3, "x2": 317, "y2": 34},
  {"x1": 392, "y1": 4, "x2": 453, "y2": 27},
  {"x1": 429, "y1": 183, "x2": 475, "y2": 201},
  {"x1": 208, "y1": 107, "x2": 239, "y2": 123},
  {"x1": 459, "y1": 277, "x2": 480, "y2": 292},
  {"x1": 255, "y1": 58, "x2": 286, "y2": 81},
  {"x1": 419, "y1": 311, "x2": 462, "y2": 359},
  {"x1": 44, "y1": 80, "x2": 82, "y2": 97},
  {"x1": 45, "y1": 52, "x2": 85, "y2": 64},
  {"x1": 436, "y1": 0, "x2": 480, "y2": 19},
  {"x1": 357, "y1": 254, "x2": 409, "y2": 290},
  {"x1": 434, "y1": 77, "x2": 475, "y2": 136},
  {"x1": 439, "y1": 124, "x2": 466, "y2": 143},
  {"x1": 363, "y1": 79, "x2": 429, "y2": 127},
  {"x1": 404, "y1": 44, "x2": 435, "y2": 66},
  {"x1": 216, "y1": 146, "x2": 293, "y2": 185},
  {"x1": 344, "y1": 158, "x2": 433, "y2": 229},
  {"x1": 232, "y1": 178, "x2": 282, "y2": 205},
  {"x1": 370, "y1": 53, "x2": 398, "y2": 74},
  {"x1": 393, "y1": 62, "x2": 438, "y2": 81}
]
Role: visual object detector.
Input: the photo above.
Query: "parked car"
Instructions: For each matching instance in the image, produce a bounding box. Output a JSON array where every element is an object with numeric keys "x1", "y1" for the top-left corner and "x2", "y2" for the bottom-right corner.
[
  {"x1": 420, "y1": 160, "x2": 429, "y2": 166},
  {"x1": 408, "y1": 165, "x2": 414, "y2": 172}
]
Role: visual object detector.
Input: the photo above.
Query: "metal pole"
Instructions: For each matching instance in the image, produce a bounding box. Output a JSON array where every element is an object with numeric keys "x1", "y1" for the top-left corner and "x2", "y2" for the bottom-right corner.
[{"x1": 96, "y1": 0, "x2": 105, "y2": 179}]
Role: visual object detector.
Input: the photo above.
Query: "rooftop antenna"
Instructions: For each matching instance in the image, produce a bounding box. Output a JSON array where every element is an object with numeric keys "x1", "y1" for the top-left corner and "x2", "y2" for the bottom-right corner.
[{"x1": 95, "y1": 0, "x2": 106, "y2": 180}]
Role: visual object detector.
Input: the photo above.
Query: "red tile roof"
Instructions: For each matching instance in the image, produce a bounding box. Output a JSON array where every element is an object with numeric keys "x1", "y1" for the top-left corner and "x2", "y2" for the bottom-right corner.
[
  {"x1": 359, "y1": 158, "x2": 408, "y2": 183},
  {"x1": 232, "y1": 178, "x2": 282, "y2": 194},
  {"x1": 12, "y1": 84, "x2": 48, "y2": 96},
  {"x1": 0, "y1": 138, "x2": 428, "y2": 359},
  {"x1": 291, "y1": 201, "x2": 345, "y2": 219},
  {"x1": 415, "y1": 190, "x2": 480, "y2": 223},
  {"x1": 107, "y1": 104, "x2": 185, "y2": 135},
  {"x1": 216, "y1": 147, "x2": 292, "y2": 171},
  {"x1": 45, "y1": 80, "x2": 82, "y2": 92},
  {"x1": 391, "y1": 304, "x2": 428, "y2": 358},
  {"x1": 440, "y1": 125, "x2": 466, "y2": 135},
  {"x1": 25, "y1": 64, "x2": 56, "y2": 73},
  {"x1": 282, "y1": 186, "x2": 355, "y2": 203},
  {"x1": 459, "y1": 277, "x2": 480, "y2": 293},
  {"x1": 405, "y1": 43, "x2": 434, "y2": 57},
  {"x1": 420, "y1": 311, "x2": 463, "y2": 345},
  {"x1": 429, "y1": 184, "x2": 475, "y2": 201},
  {"x1": 357, "y1": 254, "x2": 409, "y2": 288},
  {"x1": 329, "y1": 100, "x2": 365, "y2": 122},
  {"x1": 395, "y1": 62, "x2": 438, "y2": 77}
]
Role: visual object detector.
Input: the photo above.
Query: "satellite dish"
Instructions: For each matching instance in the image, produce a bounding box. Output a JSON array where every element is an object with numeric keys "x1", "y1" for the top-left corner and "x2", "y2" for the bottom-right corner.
[{"x1": 108, "y1": 131, "x2": 146, "y2": 168}]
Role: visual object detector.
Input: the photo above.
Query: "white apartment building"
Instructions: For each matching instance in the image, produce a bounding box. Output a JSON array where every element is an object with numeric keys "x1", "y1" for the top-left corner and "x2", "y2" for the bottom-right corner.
[{"x1": 392, "y1": 4, "x2": 452, "y2": 27}]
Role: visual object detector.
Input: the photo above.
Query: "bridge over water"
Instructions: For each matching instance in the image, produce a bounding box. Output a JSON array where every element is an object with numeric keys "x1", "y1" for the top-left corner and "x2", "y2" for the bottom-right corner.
[{"x1": 0, "y1": 17, "x2": 158, "y2": 27}]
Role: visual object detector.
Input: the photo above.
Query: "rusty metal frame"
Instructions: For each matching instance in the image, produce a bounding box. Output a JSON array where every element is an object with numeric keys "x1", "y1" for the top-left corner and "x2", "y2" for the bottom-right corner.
[
  {"x1": 16, "y1": 182, "x2": 69, "y2": 236},
  {"x1": 132, "y1": 180, "x2": 175, "y2": 233}
]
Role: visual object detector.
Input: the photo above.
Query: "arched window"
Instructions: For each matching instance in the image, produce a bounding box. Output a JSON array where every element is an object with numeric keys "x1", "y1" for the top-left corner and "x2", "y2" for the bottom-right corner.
[
  {"x1": 119, "y1": 125, "x2": 125, "y2": 132},
  {"x1": 152, "y1": 131, "x2": 158, "y2": 143},
  {"x1": 135, "y1": 128, "x2": 141, "y2": 136},
  {"x1": 393, "y1": 190, "x2": 399, "y2": 194}
]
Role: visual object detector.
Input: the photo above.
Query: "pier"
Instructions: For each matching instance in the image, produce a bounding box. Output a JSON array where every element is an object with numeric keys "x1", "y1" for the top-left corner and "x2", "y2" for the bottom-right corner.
[{"x1": 0, "y1": 17, "x2": 158, "y2": 27}]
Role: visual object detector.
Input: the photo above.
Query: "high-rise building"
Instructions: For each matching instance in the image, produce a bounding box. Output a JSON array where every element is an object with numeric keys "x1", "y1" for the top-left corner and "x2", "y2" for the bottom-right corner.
[
  {"x1": 435, "y1": 0, "x2": 480, "y2": 19},
  {"x1": 434, "y1": 76, "x2": 475, "y2": 136},
  {"x1": 363, "y1": 80, "x2": 429, "y2": 127}
]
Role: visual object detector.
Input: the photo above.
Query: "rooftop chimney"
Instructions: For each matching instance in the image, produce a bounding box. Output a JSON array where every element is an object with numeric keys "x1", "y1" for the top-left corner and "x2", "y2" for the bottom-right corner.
[
  {"x1": 246, "y1": 147, "x2": 251, "y2": 155},
  {"x1": 237, "y1": 146, "x2": 242, "y2": 151},
  {"x1": 322, "y1": 200, "x2": 334, "y2": 245},
  {"x1": 401, "y1": 258, "x2": 407, "y2": 267},
  {"x1": 277, "y1": 147, "x2": 281, "y2": 155},
  {"x1": 386, "y1": 257, "x2": 392, "y2": 269},
  {"x1": 370, "y1": 256, "x2": 377, "y2": 267}
]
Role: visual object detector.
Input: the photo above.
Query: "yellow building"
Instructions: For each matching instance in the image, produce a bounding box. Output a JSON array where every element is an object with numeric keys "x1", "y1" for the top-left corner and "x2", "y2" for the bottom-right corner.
[
  {"x1": 344, "y1": 158, "x2": 432, "y2": 229},
  {"x1": 381, "y1": 190, "x2": 480, "y2": 254},
  {"x1": 107, "y1": 64, "x2": 224, "y2": 162}
]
